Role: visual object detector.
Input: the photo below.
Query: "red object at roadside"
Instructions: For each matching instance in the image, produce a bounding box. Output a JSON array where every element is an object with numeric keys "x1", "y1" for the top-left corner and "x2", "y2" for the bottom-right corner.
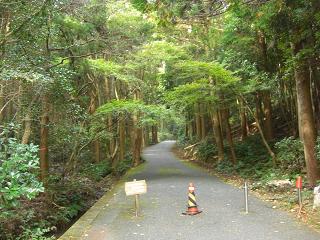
[{"x1": 296, "y1": 176, "x2": 302, "y2": 189}]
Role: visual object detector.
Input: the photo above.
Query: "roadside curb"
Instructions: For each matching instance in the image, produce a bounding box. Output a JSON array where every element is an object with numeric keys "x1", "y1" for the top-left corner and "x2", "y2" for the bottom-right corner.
[{"x1": 58, "y1": 163, "x2": 146, "y2": 239}]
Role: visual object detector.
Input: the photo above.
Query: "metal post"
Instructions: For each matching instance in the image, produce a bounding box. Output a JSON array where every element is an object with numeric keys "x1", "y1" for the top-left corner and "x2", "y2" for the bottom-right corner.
[
  {"x1": 244, "y1": 181, "x2": 249, "y2": 214},
  {"x1": 298, "y1": 188, "x2": 302, "y2": 208}
]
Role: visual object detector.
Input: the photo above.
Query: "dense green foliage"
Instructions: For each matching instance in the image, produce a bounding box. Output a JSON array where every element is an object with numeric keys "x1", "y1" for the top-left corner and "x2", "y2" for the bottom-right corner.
[
  {"x1": 0, "y1": 125, "x2": 44, "y2": 212},
  {"x1": 1, "y1": 0, "x2": 320, "y2": 238}
]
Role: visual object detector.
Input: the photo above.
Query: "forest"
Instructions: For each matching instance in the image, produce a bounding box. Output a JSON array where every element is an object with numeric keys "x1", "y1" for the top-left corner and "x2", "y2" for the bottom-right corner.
[{"x1": 0, "y1": 0, "x2": 320, "y2": 239}]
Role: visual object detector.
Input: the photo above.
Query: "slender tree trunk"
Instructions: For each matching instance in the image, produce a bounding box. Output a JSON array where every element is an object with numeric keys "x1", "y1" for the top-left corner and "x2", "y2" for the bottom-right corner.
[
  {"x1": 0, "y1": 84, "x2": 4, "y2": 122},
  {"x1": 211, "y1": 109, "x2": 224, "y2": 162},
  {"x1": 6, "y1": 97, "x2": 13, "y2": 121},
  {"x1": 132, "y1": 91, "x2": 143, "y2": 167},
  {"x1": 289, "y1": 79, "x2": 299, "y2": 137},
  {"x1": 195, "y1": 103, "x2": 202, "y2": 140},
  {"x1": 89, "y1": 86, "x2": 100, "y2": 163},
  {"x1": 144, "y1": 126, "x2": 149, "y2": 147},
  {"x1": 104, "y1": 76, "x2": 116, "y2": 161},
  {"x1": 151, "y1": 125, "x2": 158, "y2": 144},
  {"x1": 39, "y1": 96, "x2": 49, "y2": 185},
  {"x1": 185, "y1": 114, "x2": 189, "y2": 139},
  {"x1": 93, "y1": 141, "x2": 101, "y2": 163},
  {"x1": 239, "y1": 98, "x2": 248, "y2": 140},
  {"x1": 132, "y1": 117, "x2": 142, "y2": 166},
  {"x1": 21, "y1": 112, "x2": 32, "y2": 144},
  {"x1": 257, "y1": 31, "x2": 274, "y2": 140},
  {"x1": 262, "y1": 91, "x2": 273, "y2": 140},
  {"x1": 222, "y1": 108, "x2": 237, "y2": 164},
  {"x1": 107, "y1": 116, "x2": 115, "y2": 155},
  {"x1": 293, "y1": 42, "x2": 319, "y2": 187},
  {"x1": 240, "y1": 95, "x2": 276, "y2": 163},
  {"x1": 187, "y1": 111, "x2": 193, "y2": 140},
  {"x1": 0, "y1": 11, "x2": 11, "y2": 58},
  {"x1": 200, "y1": 103, "x2": 206, "y2": 139},
  {"x1": 119, "y1": 114, "x2": 125, "y2": 162},
  {"x1": 255, "y1": 92, "x2": 264, "y2": 132},
  {"x1": 187, "y1": 116, "x2": 192, "y2": 139},
  {"x1": 311, "y1": 64, "x2": 320, "y2": 131}
]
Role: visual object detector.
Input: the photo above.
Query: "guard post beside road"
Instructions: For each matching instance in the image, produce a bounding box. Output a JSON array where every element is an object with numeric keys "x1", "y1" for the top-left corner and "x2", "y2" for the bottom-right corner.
[{"x1": 296, "y1": 176, "x2": 303, "y2": 210}]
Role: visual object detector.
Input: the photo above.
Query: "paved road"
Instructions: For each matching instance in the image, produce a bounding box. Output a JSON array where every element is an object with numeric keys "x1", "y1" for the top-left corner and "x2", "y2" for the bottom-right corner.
[{"x1": 60, "y1": 141, "x2": 320, "y2": 240}]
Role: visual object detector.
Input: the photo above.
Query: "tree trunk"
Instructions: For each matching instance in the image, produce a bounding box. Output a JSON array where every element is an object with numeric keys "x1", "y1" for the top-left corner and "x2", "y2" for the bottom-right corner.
[
  {"x1": 240, "y1": 95, "x2": 276, "y2": 163},
  {"x1": 188, "y1": 121, "x2": 193, "y2": 139},
  {"x1": 132, "y1": 91, "x2": 143, "y2": 167},
  {"x1": 200, "y1": 103, "x2": 206, "y2": 139},
  {"x1": 262, "y1": 91, "x2": 273, "y2": 140},
  {"x1": 21, "y1": 112, "x2": 32, "y2": 144},
  {"x1": 311, "y1": 64, "x2": 320, "y2": 131},
  {"x1": 255, "y1": 92, "x2": 264, "y2": 132},
  {"x1": 132, "y1": 114, "x2": 142, "y2": 166},
  {"x1": 39, "y1": 96, "x2": 49, "y2": 185},
  {"x1": 0, "y1": 11, "x2": 11, "y2": 57},
  {"x1": 211, "y1": 109, "x2": 224, "y2": 162},
  {"x1": 119, "y1": 114, "x2": 125, "y2": 162},
  {"x1": 257, "y1": 31, "x2": 274, "y2": 140},
  {"x1": 239, "y1": 98, "x2": 248, "y2": 140},
  {"x1": 222, "y1": 108, "x2": 237, "y2": 164},
  {"x1": 289, "y1": 79, "x2": 299, "y2": 137},
  {"x1": 89, "y1": 85, "x2": 100, "y2": 163},
  {"x1": 293, "y1": 42, "x2": 319, "y2": 187},
  {"x1": 0, "y1": 84, "x2": 4, "y2": 122},
  {"x1": 104, "y1": 76, "x2": 116, "y2": 161},
  {"x1": 185, "y1": 118, "x2": 189, "y2": 139},
  {"x1": 195, "y1": 103, "x2": 202, "y2": 140},
  {"x1": 144, "y1": 126, "x2": 150, "y2": 147},
  {"x1": 151, "y1": 125, "x2": 158, "y2": 144}
]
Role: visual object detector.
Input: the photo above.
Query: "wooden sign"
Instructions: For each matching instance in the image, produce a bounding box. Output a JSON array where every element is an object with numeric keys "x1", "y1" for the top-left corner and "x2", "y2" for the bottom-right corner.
[{"x1": 125, "y1": 179, "x2": 147, "y2": 196}]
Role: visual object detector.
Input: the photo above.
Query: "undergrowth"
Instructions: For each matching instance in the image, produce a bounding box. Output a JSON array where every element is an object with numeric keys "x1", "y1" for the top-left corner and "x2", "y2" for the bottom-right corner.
[
  {"x1": 183, "y1": 135, "x2": 320, "y2": 184},
  {"x1": 0, "y1": 154, "x2": 133, "y2": 240}
]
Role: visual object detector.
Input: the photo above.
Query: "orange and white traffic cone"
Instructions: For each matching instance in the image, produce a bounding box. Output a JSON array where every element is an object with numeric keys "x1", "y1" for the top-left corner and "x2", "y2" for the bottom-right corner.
[{"x1": 182, "y1": 183, "x2": 202, "y2": 215}]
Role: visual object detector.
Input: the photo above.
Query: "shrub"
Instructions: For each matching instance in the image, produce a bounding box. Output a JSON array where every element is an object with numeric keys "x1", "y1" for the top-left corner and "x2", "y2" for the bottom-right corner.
[
  {"x1": 115, "y1": 153, "x2": 133, "y2": 175},
  {"x1": 159, "y1": 131, "x2": 174, "y2": 141},
  {"x1": 80, "y1": 161, "x2": 112, "y2": 181},
  {"x1": 197, "y1": 139, "x2": 218, "y2": 162},
  {"x1": 274, "y1": 137, "x2": 304, "y2": 175},
  {"x1": 216, "y1": 160, "x2": 235, "y2": 175},
  {"x1": 0, "y1": 133, "x2": 44, "y2": 213}
]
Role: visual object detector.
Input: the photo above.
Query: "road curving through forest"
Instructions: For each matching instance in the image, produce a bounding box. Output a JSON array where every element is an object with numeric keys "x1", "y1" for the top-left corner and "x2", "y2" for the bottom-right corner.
[{"x1": 59, "y1": 141, "x2": 320, "y2": 240}]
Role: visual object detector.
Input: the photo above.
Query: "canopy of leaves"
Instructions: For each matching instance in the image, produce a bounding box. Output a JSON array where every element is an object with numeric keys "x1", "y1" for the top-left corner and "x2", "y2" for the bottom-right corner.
[
  {"x1": 165, "y1": 60, "x2": 238, "y2": 88},
  {"x1": 165, "y1": 80, "x2": 217, "y2": 109},
  {"x1": 96, "y1": 99, "x2": 179, "y2": 126}
]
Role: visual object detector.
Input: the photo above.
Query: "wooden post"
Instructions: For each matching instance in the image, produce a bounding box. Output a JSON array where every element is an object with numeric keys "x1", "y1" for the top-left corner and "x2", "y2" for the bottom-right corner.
[{"x1": 135, "y1": 194, "x2": 139, "y2": 217}]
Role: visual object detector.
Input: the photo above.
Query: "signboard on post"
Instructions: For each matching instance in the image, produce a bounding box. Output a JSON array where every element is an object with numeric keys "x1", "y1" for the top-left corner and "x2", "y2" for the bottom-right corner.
[
  {"x1": 125, "y1": 179, "x2": 147, "y2": 196},
  {"x1": 125, "y1": 179, "x2": 147, "y2": 217}
]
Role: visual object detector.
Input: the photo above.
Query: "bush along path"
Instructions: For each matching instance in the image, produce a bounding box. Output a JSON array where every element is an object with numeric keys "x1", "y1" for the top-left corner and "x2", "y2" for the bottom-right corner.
[
  {"x1": 0, "y1": 143, "x2": 133, "y2": 240},
  {"x1": 60, "y1": 141, "x2": 320, "y2": 240},
  {"x1": 175, "y1": 135, "x2": 320, "y2": 232}
]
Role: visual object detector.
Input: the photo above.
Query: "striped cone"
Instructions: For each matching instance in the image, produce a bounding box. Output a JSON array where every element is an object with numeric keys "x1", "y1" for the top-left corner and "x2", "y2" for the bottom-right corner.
[{"x1": 183, "y1": 183, "x2": 202, "y2": 215}]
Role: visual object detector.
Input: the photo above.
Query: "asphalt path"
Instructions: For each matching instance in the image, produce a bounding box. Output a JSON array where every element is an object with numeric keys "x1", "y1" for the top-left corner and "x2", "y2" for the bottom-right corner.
[{"x1": 60, "y1": 141, "x2": 320, "y2": 240}]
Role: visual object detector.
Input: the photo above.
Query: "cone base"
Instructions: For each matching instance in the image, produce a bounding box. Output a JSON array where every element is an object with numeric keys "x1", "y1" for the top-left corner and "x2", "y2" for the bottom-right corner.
[{"x1": 182, "y1": 206, "x2": 202, "y2": 215}]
